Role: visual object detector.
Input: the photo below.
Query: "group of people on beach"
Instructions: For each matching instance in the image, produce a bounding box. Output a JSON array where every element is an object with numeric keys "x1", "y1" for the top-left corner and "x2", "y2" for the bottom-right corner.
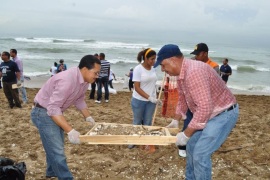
[
  {"x1": 1, "y1": 42, "x2": 236, "y2": 179},
  {"x1": 0, "y1": 49, "x2": 28, "y2": 109}
]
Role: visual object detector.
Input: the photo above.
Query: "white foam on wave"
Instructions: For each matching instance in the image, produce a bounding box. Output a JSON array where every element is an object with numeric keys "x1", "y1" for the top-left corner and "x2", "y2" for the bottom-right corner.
[
  {"x1": 228, "y1": 84, "x2": 270, "y2": 93},
  {"x1": 24, "y1": 71, "x2": 50, "y2": 77},
  {"x1": 15, "y1": 37, "x2": 53, "y2": 43},
  {"x1": 229, "y1": 65, "x2": 270, "y2": 72},
  {"x1": 83, "y1": 41, "x2": 149, "y2": 49}
]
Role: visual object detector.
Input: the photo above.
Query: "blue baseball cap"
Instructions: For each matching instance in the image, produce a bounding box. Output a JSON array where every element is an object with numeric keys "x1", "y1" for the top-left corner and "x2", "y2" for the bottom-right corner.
[{"x1": 154, "y1": 44, "x2": 182, "y2": 68}]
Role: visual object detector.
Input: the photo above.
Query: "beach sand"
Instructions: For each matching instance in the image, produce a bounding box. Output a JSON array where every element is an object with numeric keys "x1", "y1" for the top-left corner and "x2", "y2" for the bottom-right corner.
[{"x1": 0, "y1": 87, "x2": 269, "y2": 179}]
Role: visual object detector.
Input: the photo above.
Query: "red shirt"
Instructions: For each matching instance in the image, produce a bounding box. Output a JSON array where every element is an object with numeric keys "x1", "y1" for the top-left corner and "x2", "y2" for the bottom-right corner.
[{"x1": 175, "y1": 58, "x2": 236, "y2": 130}]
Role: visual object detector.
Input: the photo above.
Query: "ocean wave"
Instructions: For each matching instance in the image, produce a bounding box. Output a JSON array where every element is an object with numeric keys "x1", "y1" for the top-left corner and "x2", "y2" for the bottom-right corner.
[
  {"x1": 84, "y1": 39, "x2": 96, "y2": 42},
  {"x1": 0, "y1": 37, "x2": 15, "y2": 41},
  {"x1": 25, "y1": 47, "x2": 83, "y2": 53},
  {"x1": 15, "y1": 37, "x2": 53, "y2": 43},
  {"x1": 230, "y1": 65, "x2": 270, "y2": 72},
  {"x1": 24, "y1": 71, "x2": 50, "y2": 77},
  {"x1": 92, "y1": 41, "x2": 150, "y2": 49},
  {"x1": 53, "y1": 38, "x2": 84, "y2": 43},
  {"x1": 229, "y1": 84, "x2": 270, "y2": 94},
  {"x1": 72, "y1": 58, "x2": 137, "y2": 64}
]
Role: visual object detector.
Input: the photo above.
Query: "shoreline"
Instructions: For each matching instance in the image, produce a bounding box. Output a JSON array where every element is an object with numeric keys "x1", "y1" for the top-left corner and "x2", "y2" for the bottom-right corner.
[{"x1": 24, "y1": 75, "x2": 270, "y2": 96}]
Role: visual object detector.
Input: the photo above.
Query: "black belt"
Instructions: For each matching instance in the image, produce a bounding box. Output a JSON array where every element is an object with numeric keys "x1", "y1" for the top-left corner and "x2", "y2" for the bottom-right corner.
[
  {"x1": 34, "y1": 102, "x2": 46, "y2": 109},
  {"x1": 218, "y1": 104, "x2": 237, "y2": 116}
]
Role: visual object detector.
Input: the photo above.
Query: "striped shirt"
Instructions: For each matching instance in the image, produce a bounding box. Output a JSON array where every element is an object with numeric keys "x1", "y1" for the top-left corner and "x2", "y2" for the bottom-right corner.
[
  {"x1": 99, "y1": 60, "x2": 110, "y2": 78},
  {"x1": 175, "y1": 58, "x2": 236, "y2": 130}
]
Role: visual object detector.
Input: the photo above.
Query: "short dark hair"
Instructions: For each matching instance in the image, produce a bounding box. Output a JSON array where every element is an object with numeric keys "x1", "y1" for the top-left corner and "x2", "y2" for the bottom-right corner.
[
  {"x1": 10, "y1": 49, "x2": 17, "y2": 55},
  {"x1": 54, "y1": 62, "x2": 58, "y2": 67},
  {"x1": 79, "y1": 55, "x2": 101, "y2": 69},
  {"x1": 224, "y1": 58, "x2": 228, "y2": 62},
  {"x1": 2, "y1": 51, "x2": 10, "y2": 58},
  {"x1": 59, "y1": 59, "x2": 64, "y2": 63},
  {"x1": 99, "y1": 53, "x2": 105, "y2": 59}
]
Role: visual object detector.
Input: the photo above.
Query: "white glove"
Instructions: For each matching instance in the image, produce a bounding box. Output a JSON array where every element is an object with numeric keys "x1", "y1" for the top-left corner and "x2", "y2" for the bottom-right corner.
[
  {"x1": 148, "y1": 97, "x2": 162, "y2": 105},
  {"x1": 176, "y1": 132, "x2": 190, "y2": 146},
  {"x1": 86, "y1": 116, "x2": 95, "y2": 126},
  {"x1": 67, "y1": 129, "x2": 80, "y2": 144},
  {"x1": 17, "y1": 80, "x2": 22, "y2": 87},
  {"x1": 166, "y1": 119, "x2": 179, "y2": 128}
]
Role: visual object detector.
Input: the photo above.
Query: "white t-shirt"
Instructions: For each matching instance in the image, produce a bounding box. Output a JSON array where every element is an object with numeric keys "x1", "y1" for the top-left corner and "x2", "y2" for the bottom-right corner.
[
  {"x1": 132, "y1": 64, "x2": 157, "y2": 101},
  {"x1": 51, "y1": 66, "x2": 57, "y2": 76},
  {"x1": 109, "y1": 70, "x2": 114, "y2": 81}
]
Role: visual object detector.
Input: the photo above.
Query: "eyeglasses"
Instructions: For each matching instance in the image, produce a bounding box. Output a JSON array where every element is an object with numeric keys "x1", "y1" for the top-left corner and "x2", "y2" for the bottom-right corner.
[{"x1": 90, "y1": 70, "x2": 99, "y2": 76}]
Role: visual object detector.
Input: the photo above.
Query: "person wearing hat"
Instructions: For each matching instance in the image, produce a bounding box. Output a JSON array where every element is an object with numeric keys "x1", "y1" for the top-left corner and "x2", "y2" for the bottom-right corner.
[
  {"x1": 190, "y1": 43, "x2": 220, "y2": 74},
  {"x1": 167, "y1": 43, "x2": 222, "y2": 157},
  {"x1": 154, "y1": 44, "x2": 239, "y2": 179}
]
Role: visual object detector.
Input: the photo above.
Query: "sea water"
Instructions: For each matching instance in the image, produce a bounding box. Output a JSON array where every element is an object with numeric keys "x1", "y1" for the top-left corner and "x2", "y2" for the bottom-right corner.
[{"x1": 0, "y1": 37, "x2": 269, "y2": 94}]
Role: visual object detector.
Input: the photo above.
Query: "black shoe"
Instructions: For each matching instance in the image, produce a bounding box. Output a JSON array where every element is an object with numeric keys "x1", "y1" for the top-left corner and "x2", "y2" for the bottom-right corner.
[
  {"x1": 16, "y1": 104, "x2": 22, "y2": 108},
  {"x1": 9, "y1": 104, "x2": 15, "y2": 109}
]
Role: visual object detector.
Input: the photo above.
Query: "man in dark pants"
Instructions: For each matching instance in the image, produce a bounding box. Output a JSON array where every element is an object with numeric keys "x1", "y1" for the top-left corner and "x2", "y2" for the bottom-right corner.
[
  {"x1": 0, "y1": 51, "x2": 21, "y2": 108},
  {"x1": 95, "y1": 53, "x2": 110, "y2": 103},
  {"x1": 220, "y1": 58, "x2": 232, "y2": 84},
  {"x1": 89, "y1": 53, "x2": 100, "y2": 99}
]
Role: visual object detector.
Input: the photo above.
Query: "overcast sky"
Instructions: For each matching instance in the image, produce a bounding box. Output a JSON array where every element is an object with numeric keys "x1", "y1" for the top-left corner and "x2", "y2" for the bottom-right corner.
[{"x1": 1, "y1": 0, "x2": 269, "y2": 46}]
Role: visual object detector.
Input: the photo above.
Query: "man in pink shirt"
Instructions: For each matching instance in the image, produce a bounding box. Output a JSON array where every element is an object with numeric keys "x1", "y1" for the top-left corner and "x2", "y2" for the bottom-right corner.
[
  {"x1": 31, "y1": 55, "x2": 100, "y2": 179},
  {"x1": 154, "y1": 44, "x2": 239, "y2": 179}
]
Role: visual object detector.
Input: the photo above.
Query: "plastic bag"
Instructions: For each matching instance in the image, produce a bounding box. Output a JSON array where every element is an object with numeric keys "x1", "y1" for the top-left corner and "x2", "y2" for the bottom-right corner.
[{"x1": 0, "y1": 157, "x2": 26, "y2": 180}]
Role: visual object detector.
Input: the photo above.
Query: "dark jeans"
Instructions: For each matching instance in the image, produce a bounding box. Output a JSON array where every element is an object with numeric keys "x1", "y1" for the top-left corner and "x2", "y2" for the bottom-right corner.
[
  {"x1": 0, "y1": 80, "x2": 2, "y2": 89},
  {"x1": 108, "y1": 79, "x2": 113, "y2": 89},
  {"x1": 97, "y1": 77, "x2": 109, "y2": 101},
  {"x1": 128, "y1": 79, "x2": 134, "y2": 91},
  {"x1": 89, "y1": 82, "x2": 96, "y2": 99},
  {"x1": 178, "y1": 108, "x2": 193, "y2": 150},
  {"x1": 3, "y1": 81, "x2": 21, "y2": 107}
]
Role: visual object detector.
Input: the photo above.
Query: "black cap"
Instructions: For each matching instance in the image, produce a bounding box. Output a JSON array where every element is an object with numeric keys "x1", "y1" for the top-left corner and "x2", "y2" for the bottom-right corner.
[{"x1": 190, "y1": 43, "x2": 208, "y2": 55}]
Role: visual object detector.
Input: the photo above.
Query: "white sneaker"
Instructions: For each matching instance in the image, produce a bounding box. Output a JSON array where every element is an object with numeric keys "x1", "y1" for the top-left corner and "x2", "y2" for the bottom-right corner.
[
  {"x1": 178, "y1": 150, "x2": 186, "y2": 158},
  {"x1": 95, "y1": 100, "x2": 101, "y2": 104},
  {"x1": 105, "y1": 100, "x2": 109, "y2": 103},
  {"x1": 166, "y1": 119, "x2": 179, "y2": 128}
]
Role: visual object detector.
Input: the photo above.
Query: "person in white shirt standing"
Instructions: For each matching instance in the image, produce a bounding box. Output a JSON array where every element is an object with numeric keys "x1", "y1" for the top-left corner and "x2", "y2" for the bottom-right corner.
[
  {"x1": 108, "y1": 69, "x2": 116, "y2": 89},
  {"x1": 10, "y1": 49, "x2": 28, "y2": 104},
  {"x1": 128, "y1": 48, "x2": 161, "y2": 149},
  {"x1": 50, "y1": 62, "x2": 58, "y2": 77}
]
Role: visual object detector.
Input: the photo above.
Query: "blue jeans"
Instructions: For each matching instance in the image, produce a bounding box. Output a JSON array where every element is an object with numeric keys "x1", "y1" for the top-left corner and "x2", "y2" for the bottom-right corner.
[
  {"x1": 97, "y1": 77, "x2": 109, "y2": 101},
  {"x1": 131, "y1": 97, "x2": 156, "y2": 126},
  {"x1": 185, "y1": 104, "x2": 239, "y2": 180},
  {"x1": 31, "y1": 107, "x2": 73, "y2": 180},
  {"x1": 19, "y1": 76, "x2": 28, "y2": 103}
]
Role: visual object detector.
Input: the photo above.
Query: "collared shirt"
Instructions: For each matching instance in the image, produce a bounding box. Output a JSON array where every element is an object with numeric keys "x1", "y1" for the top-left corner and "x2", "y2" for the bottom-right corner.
[
  {"x1": 34, "y1": 67, "x2": 89, "y2": 116},
  {"x1": 13, "y1": 56, "x2": 23, "y2": 76},
  {"x1": 175, "y1": 58, "x2": 236, "y2": 130}
]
